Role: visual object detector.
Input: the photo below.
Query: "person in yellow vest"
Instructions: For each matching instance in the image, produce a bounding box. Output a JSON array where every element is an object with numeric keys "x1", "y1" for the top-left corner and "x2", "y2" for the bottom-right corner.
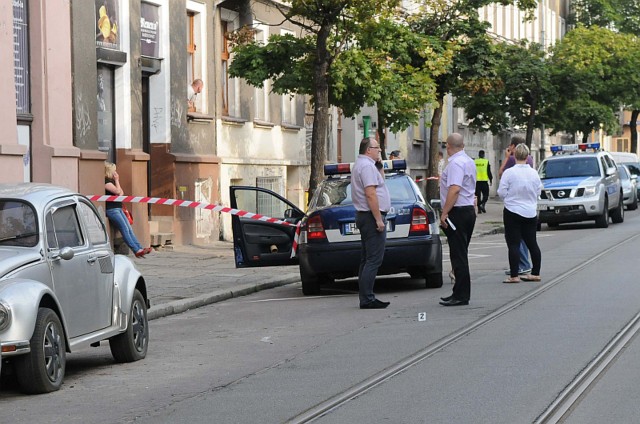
[{"x1": 474, "y1": 150, "x2": 492, "y2": 214}]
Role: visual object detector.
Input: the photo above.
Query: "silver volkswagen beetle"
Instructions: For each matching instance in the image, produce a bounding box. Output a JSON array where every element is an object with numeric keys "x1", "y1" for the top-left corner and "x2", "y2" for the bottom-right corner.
[{"x1": 0, "y1": 183, "x2": 149, "y2": 393}]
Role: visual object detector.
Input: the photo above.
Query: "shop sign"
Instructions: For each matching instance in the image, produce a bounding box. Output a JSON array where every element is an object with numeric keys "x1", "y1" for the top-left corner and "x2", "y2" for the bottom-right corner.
[
  {"x1": 141, "y1": 2, "x2": 160, "y2": 58},
  {"x1": 95, "y1": 0, "x2": 120, "y2": 50}
]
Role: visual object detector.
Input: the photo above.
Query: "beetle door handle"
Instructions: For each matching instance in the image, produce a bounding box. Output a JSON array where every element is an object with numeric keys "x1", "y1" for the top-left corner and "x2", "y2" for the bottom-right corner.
[{"x1": 87, "y1": 256, "x2": 98, "y2": 264}]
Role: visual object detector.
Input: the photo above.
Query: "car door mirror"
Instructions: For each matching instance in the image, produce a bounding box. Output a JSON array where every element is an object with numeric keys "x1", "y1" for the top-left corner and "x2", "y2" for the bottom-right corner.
[
  {"x1": 606, "y1": 167, "x2": 617, "y2": 176},
  {"x1": 52, "y1": 246, "x2": 75, "y2": 261},
  {"x1": 284, "y1": 208, "x2": 304, "y2": 222},
  {"x1": 59, "y1": 247, "x2": 75, "y2": 260}
]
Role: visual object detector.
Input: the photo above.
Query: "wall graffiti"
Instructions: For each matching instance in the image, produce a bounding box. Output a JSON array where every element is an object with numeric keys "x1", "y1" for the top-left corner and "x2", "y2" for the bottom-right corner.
[
  {"x1": 171, "y1": 99, "x2": 183, "y2": 128},
  {"x1": 152, "y1": 106, "x2": 163, "y2": 134},
  {"x1": 75, "y1": 93, "x2": 92, "y2": 143}
]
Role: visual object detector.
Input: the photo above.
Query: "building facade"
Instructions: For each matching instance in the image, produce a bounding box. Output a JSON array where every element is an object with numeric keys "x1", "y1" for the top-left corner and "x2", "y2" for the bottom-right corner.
[{"x1": 1, "y1": 0, "x2": 308, "y2": 248}]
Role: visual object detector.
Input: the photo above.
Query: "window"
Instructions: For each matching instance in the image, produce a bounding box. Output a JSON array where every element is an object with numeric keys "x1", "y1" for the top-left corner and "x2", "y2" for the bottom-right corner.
[
  {"x1": 221, "y1": 21, "x2": 230, "y2": 116},
  {"x1": 280, "y1": 29, "x2": 296, "y2": 125},
  {"x1": 77, "y1": 202, "x2": 107, "y2": 245},
  {"x1": 254, "y1": 23, "x2": 270, "y2": 121},
  {"x1": 13, "y1": 0, "x2": 30, "y2": 114},
  {"x1": 97, "y1": 65, "x2": 115, "y2": 162},
  {"x1": 256, "y1": 176, "x2": 284, "y2": 218},
  {"x1": 47, "y1": 206, "x2": 85, "y2": 249},
  {"x1": 187, "y1": 2, "x2": 206, "y2": 113},
  {"x1": 0, "y1": 201, "x2": 37, "y2": 247},
  {"x1": 221, "y1": 9, "x2": 239, "y2": 117}
]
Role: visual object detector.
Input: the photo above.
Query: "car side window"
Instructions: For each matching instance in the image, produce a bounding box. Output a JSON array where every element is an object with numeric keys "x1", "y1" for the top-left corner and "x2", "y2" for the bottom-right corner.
[
  {"x1": 604, "y1": 155, "x2": 615, "y2": 171},
  {"x1": 600, "y1": 157, "x2": 608, "y2": 176},
  {"x1": 46, "y1": 205, "x2": 85, "y2": 249},
  {"x1": 77, "y1": 202, "x2": 107, "y2": 245}
]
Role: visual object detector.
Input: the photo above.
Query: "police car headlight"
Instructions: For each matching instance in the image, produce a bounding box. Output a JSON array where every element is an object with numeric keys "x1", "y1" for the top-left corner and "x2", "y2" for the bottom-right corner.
[
  {"x1": 0, "y1": 301, "x2": 11, "y2": 331},
  {"x1": 583, "y1": 186, "x2": 597, "y2": 197}
]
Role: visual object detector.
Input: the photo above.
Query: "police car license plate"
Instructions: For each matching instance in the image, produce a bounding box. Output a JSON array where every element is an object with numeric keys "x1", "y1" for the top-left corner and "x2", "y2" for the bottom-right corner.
[
  {"x1": 343, "y1": 221, "x2": 393, "y2": 235},
  {"x1": 537, "y1": 204, "x2": 552, "y2": 211}
]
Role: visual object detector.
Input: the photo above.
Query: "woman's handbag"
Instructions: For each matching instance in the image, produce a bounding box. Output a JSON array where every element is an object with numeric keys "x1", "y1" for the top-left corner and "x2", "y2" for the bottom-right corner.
[{"x1": 122, "y1": 205, "x2": 134, "y2": 225}]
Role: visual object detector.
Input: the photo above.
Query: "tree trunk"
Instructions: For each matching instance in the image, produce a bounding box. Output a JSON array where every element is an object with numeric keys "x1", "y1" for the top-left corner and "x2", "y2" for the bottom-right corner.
[
  {"x1": 427, "y1": 96, "x2": 444, "y2": 202},
  {"x1": 308, "y1": 26, "x2": 331, "y2": 200},
  {"x1": 631, "y1": 110, "x2": 639, "y2": 155},
  {"x1": 377, "y1": 110, "x2": 387, "y2": 160},
  {"x1": 525, "y1": 97, "x2": 537, "y2": 148}
]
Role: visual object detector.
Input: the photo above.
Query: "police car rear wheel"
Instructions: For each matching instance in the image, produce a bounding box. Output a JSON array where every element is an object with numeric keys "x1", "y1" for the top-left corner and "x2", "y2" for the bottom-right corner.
[
  {"x1": 300, "y1": 267, "x2": 320, "y2": 295},
  {"x1": 425, "y1": 272, "x2": 443, "y2": 289}
]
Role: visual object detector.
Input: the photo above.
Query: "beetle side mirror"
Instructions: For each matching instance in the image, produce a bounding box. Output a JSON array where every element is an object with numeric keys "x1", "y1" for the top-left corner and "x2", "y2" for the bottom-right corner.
[{"x1": 59, "y1": 247, "x2": 75, "y2": 261}]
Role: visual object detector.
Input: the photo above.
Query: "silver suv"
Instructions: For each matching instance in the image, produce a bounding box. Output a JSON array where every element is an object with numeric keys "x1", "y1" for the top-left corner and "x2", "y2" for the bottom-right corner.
[{"x1": 537, "y1": 144, "x2": 623, "y2": 228}]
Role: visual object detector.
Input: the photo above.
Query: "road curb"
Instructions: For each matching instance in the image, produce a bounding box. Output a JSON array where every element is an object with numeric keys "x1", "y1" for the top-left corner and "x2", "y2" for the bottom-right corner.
[{"x1": 147, "y1": 274, "x2": 300, "y2": 320}]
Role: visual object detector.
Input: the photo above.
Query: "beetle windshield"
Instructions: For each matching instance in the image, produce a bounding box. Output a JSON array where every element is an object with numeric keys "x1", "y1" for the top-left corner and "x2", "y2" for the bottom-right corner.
[
  {"x1": 539, "y1": 157, "x2": 600, "y2": 179},
  {"x1": 0, "y1": 200, "x2": 38, "y2": 247}
]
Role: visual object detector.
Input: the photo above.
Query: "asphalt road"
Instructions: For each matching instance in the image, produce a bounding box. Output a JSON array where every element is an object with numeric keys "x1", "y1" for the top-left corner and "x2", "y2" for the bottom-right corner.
[{"x1": 3, "y1": 211, "x2": 640, "y2": 423}]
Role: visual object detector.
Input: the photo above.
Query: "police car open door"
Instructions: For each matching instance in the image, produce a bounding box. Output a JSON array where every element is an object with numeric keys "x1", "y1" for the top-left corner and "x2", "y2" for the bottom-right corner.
[{"x1": 230, "y1": 186, "x2": 305, "y2": 268}]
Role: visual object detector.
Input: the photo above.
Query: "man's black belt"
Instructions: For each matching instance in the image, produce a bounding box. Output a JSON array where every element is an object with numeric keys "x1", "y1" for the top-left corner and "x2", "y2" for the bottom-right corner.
[
  {"x1": 357, "y1": 210, "x2": 388, "y2": 215},
  {"x1": 452, "y1": 205, "x2": 475, "y2": 209}
]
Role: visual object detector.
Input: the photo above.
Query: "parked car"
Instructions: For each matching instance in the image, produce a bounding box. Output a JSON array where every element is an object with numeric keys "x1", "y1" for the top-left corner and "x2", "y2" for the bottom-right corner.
[
  {"x1": 537, "y1": 143, "x2": 624, "y2": 228},
  {"x1": 617, "y1": 164, "x2": 638, "y2": 210},
  {"x1": 617, "y1": 161, "x2": 640, "y2": 199},
  {"x1": 230, "y1": 160, "x2": 443, "y2": 295},
  {"x1": 0, "y1": 183, "x2": 149, "y2": 393},
  {"x1": 609, "y1": 151, "x2": 639, "y2": 166}
]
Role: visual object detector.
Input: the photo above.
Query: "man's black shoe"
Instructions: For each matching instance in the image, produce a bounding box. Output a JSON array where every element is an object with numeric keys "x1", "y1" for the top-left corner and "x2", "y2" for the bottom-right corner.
[
  {"x1": 480, "y1": 205, "x2": 486, "y2": 213},
  {"x1": 440, "y1": 295, "x2": 453, "y2": 302},
  {"x1": 439, "y1": 298, "x2": 469, "y2": 307},
  {"x1": 360, "y1": 299, "x2": 390, "y2": 309}
]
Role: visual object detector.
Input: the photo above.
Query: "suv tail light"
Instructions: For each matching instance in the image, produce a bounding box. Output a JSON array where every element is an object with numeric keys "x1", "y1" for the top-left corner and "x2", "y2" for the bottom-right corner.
[
  {"x1": 306, "y1": 215, "x2": 327, "y2": 240},
  {"x1": 409, "y1": 208, "x2": 429, "y2": 235}
]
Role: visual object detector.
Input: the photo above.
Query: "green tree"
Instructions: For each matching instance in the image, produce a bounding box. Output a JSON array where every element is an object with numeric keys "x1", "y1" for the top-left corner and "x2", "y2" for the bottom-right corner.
[
  {"x1": 331, "y1": 19, "x2": 452, "y2": 158},
  {"x1": 546, "y1": 26, "x2": 640, "y2": 142},
  {"x1": 454, "y1": 41, "x2": 553, "y2": 148},
  {"x1": 568, "y1": 0, "x2": 640, "y2": 151},
  {"x1": 228, "y1": 0, "x2": 398, "y2": 197},
  {"x1": 408, "y1": 0, "x2": 538, "y2": 200}
]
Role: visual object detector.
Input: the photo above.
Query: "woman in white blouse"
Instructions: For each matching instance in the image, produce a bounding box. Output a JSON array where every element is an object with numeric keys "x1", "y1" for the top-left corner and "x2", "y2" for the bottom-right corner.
[{"x1": 497, "y1": 143, "x2": 543, "y2": 283}]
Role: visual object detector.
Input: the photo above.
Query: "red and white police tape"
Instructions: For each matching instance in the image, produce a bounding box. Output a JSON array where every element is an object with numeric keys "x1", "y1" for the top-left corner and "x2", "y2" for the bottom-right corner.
[{"x1": 88, "y1": 195, "x2": 302, "y2": 258}]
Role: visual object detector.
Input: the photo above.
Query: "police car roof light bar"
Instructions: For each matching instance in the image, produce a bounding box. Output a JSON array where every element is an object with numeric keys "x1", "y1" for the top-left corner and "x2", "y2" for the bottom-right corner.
[
  {"x1": 323, "y1": 159, "x2": 407, "y2": 176},
  {"x1": 550, "y1": 142, "x2": 600, "y2": 155}
]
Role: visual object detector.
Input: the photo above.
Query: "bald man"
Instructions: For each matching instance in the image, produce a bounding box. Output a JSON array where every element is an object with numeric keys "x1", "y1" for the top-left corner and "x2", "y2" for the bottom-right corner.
[{"x1": 438, "y1": 133, "x2": 477, "y2": 306}]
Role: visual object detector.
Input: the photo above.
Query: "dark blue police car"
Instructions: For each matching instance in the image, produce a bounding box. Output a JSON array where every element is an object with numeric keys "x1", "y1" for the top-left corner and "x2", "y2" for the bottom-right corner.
[{"x1": 230, "y1": 160, "x2": 443, "y2": 295}]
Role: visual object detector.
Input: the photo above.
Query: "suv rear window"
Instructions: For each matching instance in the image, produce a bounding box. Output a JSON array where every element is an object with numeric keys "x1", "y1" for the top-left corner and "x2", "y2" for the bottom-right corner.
[
  {"x1": 540, "y1": 157, "x2": 600, "y2": 179},
  {"x1": 313, "y1": 176, "x2": 418, "y2": 208}
]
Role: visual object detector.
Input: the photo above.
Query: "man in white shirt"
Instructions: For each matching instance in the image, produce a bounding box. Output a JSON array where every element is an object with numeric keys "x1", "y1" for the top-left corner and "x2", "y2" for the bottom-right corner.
[{"x1": 352, "y1": 137, "x2": 391, "y2": 309}]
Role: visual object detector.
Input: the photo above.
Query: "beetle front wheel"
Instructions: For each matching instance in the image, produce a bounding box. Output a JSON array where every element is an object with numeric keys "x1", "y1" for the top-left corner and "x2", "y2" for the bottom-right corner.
[{"x1": 15, "y1": 307, "x2": 66, "y2": 394}]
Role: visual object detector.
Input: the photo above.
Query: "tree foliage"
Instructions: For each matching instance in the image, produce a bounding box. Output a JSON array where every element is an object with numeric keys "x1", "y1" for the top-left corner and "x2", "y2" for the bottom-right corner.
[
  {"x1": 407, "y1": 0, "x2": 537, "y2": 200},
  {"x1": 228, "y1": 0, "x2": 399, "y2": 197},
  {"x1": 546, "y1": 26, "x2": 640, "y2": 142},
  {"x1": 331, "y1": 19, "x2": 453, "y2": 155},
  {"x1": 454, "y1": 41, "x2": 553, "y2": 147},
  {"x1": 567, "y1": 0, "x2": 640, "y2": 150}
]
